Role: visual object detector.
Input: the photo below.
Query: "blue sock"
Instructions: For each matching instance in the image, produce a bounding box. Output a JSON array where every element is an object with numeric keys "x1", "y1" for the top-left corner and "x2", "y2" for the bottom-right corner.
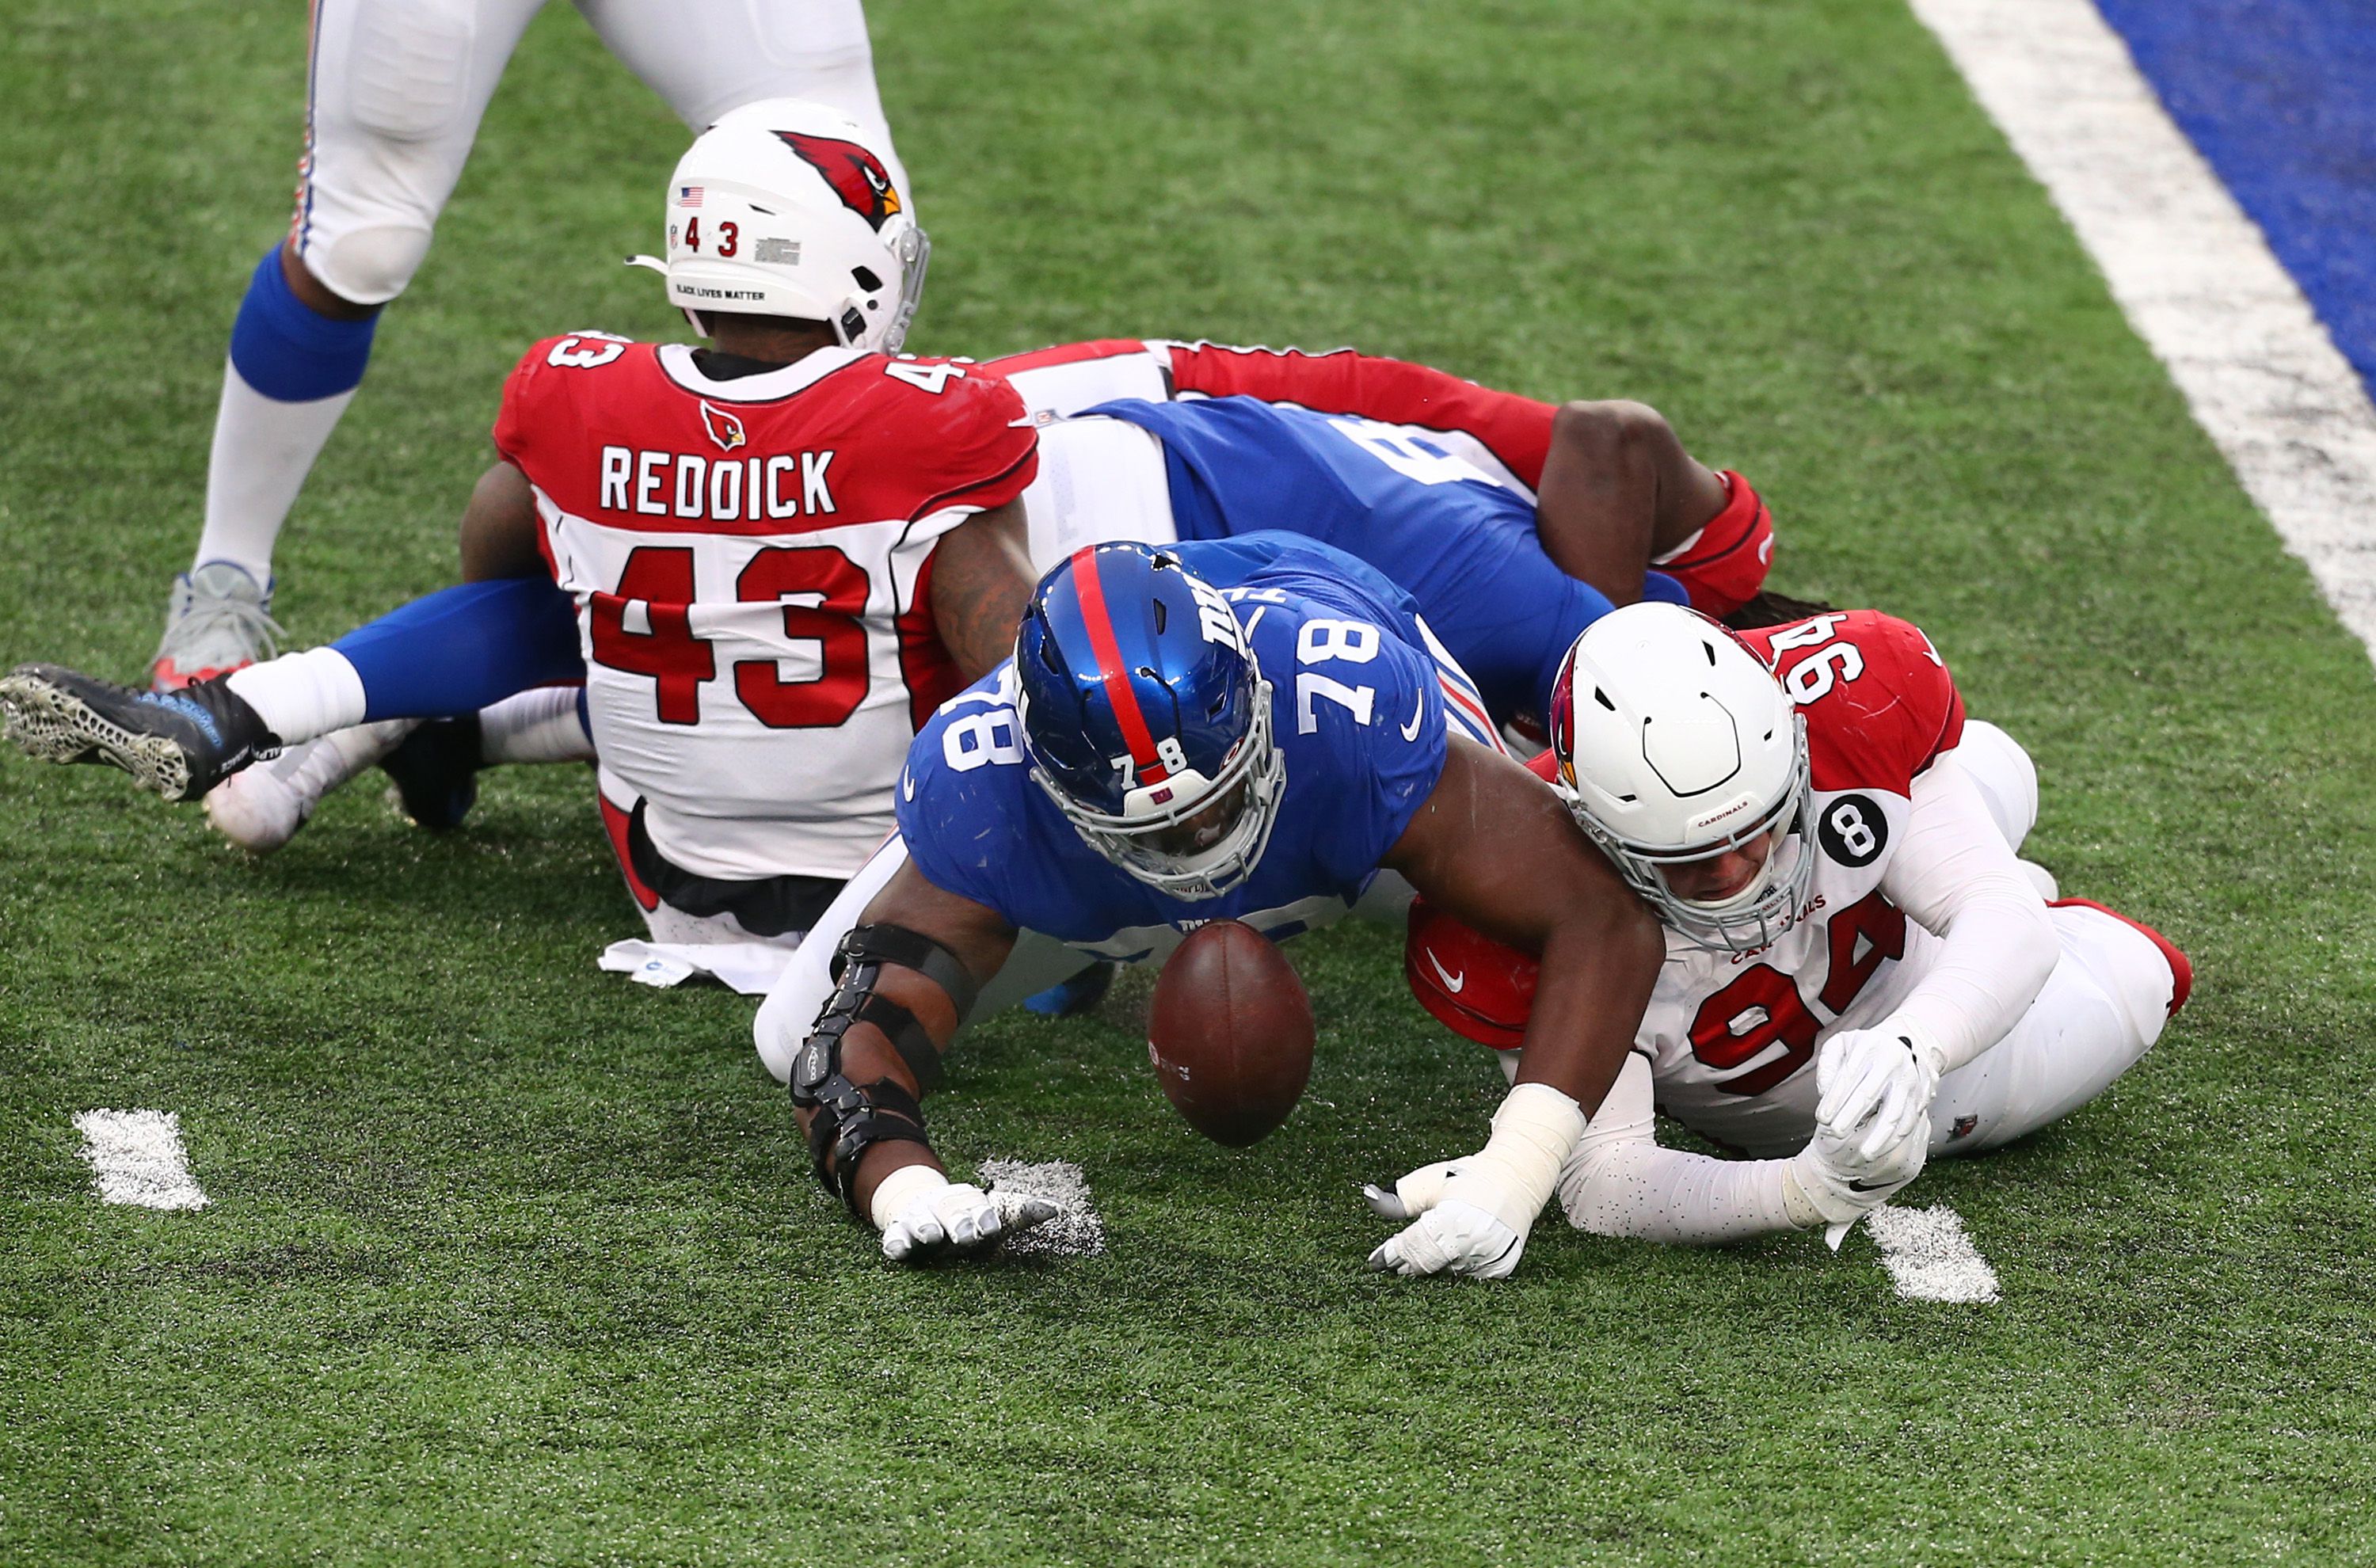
[
  {"x1": 227, "y1": 245, "x2": 379, "y2": 402},
  {"x1": 333, "y1": 578, "x2": 586, "y2": 721}
]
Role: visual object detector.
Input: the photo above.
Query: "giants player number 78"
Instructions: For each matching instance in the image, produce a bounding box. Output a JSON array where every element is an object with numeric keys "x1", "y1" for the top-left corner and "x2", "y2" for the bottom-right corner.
[{"x1": 1388, "y1": 603, "x2": 2191, "y2": 1247}]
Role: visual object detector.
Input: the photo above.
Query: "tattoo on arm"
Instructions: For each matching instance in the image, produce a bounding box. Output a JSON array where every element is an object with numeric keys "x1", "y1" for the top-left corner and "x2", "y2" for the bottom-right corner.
[{"x1": 930, "y1": 500, "x2": 1037, "y2": 679}]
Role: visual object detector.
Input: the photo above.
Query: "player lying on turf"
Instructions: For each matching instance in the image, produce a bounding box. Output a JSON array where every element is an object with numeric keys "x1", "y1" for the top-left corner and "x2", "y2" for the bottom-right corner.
[
  {"x1": 1390, "y1": 602, "x2": 2191, "y2": 1246},
  {"x1": 11, "y1": 375, "x2": 1766, "y2": 973},
  {"x1": 754, "y1": 538, "x2": 1665, "y2": 1273},
  {"x1": 197, "y1": 335, "x2": 1779, "y2": 866},
  {"x1": 985, "y1": 337, "x2": 1778, "y2": 622},
  {"x1": 4, "y1": 101, "x2": 1042, "y2": 961},
  {"x1": 153, "y1": 0, "x2": 910, "y2": 691}
]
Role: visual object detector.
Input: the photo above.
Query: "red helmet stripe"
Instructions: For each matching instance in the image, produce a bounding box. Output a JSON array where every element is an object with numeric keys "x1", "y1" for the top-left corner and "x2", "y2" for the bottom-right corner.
[{"x1": 1067, "y1": 546, "x2": 1171, "y2": 782}]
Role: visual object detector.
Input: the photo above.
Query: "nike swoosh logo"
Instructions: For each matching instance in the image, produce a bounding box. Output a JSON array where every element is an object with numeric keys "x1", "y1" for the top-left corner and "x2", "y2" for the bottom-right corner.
[
  {"x1": 901, "y1": 770, "x2": 916, "y2": 802},
  {"x1": 1424, "y1": 949, "x2": 1464, "y2": 993},
  {"x1": 1400, "y1": 691, "x2": 1426, "y2": 742},
  {"x1": 1846, "y1": 1178, "x2": 1894, "y2": 1192}
]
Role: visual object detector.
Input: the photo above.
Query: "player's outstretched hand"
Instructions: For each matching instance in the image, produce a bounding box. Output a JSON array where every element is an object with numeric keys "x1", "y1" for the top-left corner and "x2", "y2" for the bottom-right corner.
[
  {"x1": 1366, "y1": 1200, "x2": 1525, "y2": 1279},
  {"x1": 1786, "y1": 1093, "x2": 1929, "y2": 1249},
  {"x1": 873, "y1": 1166, "x2": 1057, "y2": 1263},
  {"x1": 1362, "y1": 1157, "x2": 1530, "y2": 1279},
  {"x1": 1814, "y1": 1024, "x2": 1944, "y2": 1163}
]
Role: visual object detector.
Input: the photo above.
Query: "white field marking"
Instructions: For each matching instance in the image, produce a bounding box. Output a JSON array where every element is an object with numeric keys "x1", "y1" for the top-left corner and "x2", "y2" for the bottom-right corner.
[
  {"x1": 1868, "y1": 1205, "x2": 2001, "y2": 1303},
  {"x1": 979, "y1": 1158, "x2": 1105, "y2": 1257},
  {"x1": 72, "y1": 1109, "x2": 211, "y2": 1211},
  {"x1": 1910, "y1": 0, "x2": 2376, "y2": 665}
]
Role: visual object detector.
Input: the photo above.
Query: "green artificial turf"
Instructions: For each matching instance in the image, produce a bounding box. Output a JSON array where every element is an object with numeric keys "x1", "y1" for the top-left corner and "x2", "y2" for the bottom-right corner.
[{"x1": 4, "y1": 0, "x2": 2374, "y2": 1561}]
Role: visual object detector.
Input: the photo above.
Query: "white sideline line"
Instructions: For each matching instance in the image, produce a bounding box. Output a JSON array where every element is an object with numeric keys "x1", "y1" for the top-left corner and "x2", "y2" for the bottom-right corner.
[
  {"x1": 979, "y1": 1157, "x2": 1105, "y2": 1257},
  {"x1": 1868, "y1": 1205, "x2": 2000, "y2": 1303},
  {"x1": 72, "y1": 1109, "x2": 211, "y2": 1211},
  {"x1": 1911, "y1": 0, "x2": 2376, "y2": 664}
]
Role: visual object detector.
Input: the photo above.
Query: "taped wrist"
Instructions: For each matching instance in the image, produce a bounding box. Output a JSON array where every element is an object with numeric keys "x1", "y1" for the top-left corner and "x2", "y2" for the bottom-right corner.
[
  {"x1": 1777, "y1": 1156, "x2": 1826, "y2": 1229},
  {"x1": 1448, "y1": 1083, "x2": 1588, "y2": 1231},
  {"x1": 868, "y1": 1162, "x2": 951, "y2": 1232}
]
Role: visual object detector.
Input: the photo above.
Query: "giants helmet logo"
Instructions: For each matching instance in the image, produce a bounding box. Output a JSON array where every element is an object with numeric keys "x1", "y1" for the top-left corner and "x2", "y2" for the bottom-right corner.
[{"x1": 775, "y1": 131, "x2": 902, "y2": 232}]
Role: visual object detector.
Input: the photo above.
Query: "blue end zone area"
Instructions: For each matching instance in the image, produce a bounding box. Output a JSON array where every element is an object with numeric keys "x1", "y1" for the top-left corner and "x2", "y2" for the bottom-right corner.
[{"x1": 2095, "y1": 0, "x2": 2376, "y2": 401}]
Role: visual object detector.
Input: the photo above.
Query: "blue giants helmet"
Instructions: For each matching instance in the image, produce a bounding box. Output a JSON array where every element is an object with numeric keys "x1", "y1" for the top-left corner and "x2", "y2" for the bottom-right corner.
[{"x1": 1015, "y1": 543, "x2": 1285, "y2": 899}]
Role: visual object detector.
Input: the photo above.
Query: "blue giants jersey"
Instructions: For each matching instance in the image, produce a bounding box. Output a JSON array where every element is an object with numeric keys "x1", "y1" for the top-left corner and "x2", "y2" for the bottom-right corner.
[
  {"x1": 1088, "y1": 394, "x2": 1624, "y2": 728},
  {"x1": 897, "y1": 535, "x2": 1449, "y2": 959}
]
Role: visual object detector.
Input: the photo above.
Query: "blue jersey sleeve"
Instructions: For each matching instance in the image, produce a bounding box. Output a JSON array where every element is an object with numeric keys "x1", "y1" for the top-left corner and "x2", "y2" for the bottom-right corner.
[
  {"x1": 895, "y1": 667, "x2": 1045, "y2": 920},
  {"x1": 1245, "y1": 594, "x2": 1450, "y2": 889}
]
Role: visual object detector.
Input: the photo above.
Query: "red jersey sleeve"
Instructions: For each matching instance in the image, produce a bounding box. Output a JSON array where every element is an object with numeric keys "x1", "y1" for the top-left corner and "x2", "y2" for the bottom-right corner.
[
  {"x1": 493, "y1": 333, "x2": 655, "y2": 480},
  {"x1": 491, "y1": 337, "x2": 570, "y2": 474},
  {"x1": 888, "y1": 363, "x2": 1038, "y2": 519},
  {"x1": 1165, "y1": 343, "x2": 1559, "y2": 487},
  {"x1": 1745, "y1": 611, "x2": 1966, "y2": 795}
]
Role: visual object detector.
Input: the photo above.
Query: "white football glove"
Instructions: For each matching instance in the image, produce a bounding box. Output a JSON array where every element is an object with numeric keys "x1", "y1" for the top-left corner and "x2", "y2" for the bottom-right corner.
[
  {"x1": 871, "y1": 1165, "x2": 1057, "y2": 1264},
  {"x1": 1361, "y1": 1158, "x2": 1460, "y2": 1222},
  {"x1": 1366, "y1": 1198, "x2": 1525, "y2": 1279},
  {"x1": 1814, "y1": 1022, "x2": 1945, "y2": 1164},
  {"x1": 1784, "y1": 1091, "x2": 1929, "y2": 1249},
  {"x1": 1361, "y1": 1084, "x2": 1585, "y2": 1281}
]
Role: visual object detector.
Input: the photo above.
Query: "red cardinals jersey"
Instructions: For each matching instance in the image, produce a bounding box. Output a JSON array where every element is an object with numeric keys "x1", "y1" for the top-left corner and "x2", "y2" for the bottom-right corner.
[
  {"x1": 1407, "y1": 610, "x2": 1967, "y2": 1155},
  {"x1": 494, "y1": 333, "x2": 1036, "y2": 882}
]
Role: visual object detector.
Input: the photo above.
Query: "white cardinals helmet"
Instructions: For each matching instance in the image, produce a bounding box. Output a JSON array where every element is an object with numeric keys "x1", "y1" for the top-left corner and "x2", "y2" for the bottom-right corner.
[
  {"x1": 630, "y1": 97, "x2": 927, "y2": 353},
  {"x1": 1547, "y1": 602, "x2": 1811, "y2": 951}
]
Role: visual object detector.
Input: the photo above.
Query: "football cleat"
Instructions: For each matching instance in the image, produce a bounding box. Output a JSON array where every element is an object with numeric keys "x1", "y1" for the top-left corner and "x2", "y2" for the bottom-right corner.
[
  {"x1": 153, "y1": 561, "x2": 284, "y2": 691},
  {"x1": 379, "y1": 714, "x2": 482, "y2": 830},
  {"x1": 0, "y1": 664, "x2": 280, "y2": 802}
]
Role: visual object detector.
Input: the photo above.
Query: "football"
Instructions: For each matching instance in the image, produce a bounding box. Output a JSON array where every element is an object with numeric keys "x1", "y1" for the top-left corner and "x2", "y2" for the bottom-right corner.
[{"x1": 1146, "y1": 920, "x2": 1316, "y2": 1146}]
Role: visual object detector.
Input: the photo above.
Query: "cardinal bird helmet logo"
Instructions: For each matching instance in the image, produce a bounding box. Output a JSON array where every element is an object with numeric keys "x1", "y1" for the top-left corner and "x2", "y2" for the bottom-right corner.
[
  {"x1": 699, "y1": 398, "x2": 747, "y2": 453},
  {"x1": 775, "y1": 131, "x2": 903, "y2": 232}
]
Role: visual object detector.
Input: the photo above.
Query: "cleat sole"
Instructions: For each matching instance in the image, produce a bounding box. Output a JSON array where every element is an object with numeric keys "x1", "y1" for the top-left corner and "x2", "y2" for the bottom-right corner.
[{"x1": 0, "y1": 669, "x2": 197, "y2": 801}]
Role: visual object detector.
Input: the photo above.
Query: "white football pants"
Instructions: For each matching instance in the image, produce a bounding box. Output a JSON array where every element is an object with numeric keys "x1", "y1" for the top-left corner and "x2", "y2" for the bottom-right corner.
[
  {"x1": 1923, "y1": 899, "x2": 2176, "y2": 1154},
  {"x1": 1908, "y1": 717, "x2": 2169, "y2": 1148},
  {"x1": 295, "y1": 0, "x2": 901, "y2": 304}
]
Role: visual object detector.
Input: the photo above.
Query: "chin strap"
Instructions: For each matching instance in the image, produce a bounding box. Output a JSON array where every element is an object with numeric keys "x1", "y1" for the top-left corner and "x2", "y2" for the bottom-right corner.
[{"x1": 787, "y1": 924, "x2": 982, "y2": 1216}]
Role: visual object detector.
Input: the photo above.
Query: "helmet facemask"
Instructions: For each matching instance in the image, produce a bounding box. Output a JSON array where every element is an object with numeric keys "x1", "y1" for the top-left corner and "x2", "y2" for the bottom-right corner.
[
  {"x1": 1560, "y1": 714, "x2": 1814, "y2": 953},
  {"x1": 1022, "y1": 669, "x2": 1286, "y2": 900}
]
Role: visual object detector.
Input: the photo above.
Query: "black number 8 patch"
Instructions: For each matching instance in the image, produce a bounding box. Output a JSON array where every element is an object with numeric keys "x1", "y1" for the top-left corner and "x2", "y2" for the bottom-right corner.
[{"x1": 1817, "y1": 794, "x2": 1889, "y2": 868}]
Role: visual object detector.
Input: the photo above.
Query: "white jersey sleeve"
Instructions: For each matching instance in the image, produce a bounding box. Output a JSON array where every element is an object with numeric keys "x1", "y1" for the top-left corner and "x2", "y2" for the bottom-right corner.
[
  {"x1": 1875, "y1": 750, "x2": 2060, "y2": 1073},
  {"x1": 1554, "y1": 1055, "x2": 1811, "y2": 1243}
]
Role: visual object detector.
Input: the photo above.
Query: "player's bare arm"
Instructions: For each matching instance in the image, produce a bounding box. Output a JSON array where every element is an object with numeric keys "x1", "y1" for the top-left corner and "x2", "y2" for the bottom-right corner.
[
  {"x1": 1533, "y1": 400, "x2": 1731, "y2": 607},
  {"x1": 1365, "y1": 733, "x2": 1665, "y2": 1279},
  {"x1": 782, "y1": 858, "x2": 1048, "y2": 1258},
  {"x1": 455, "y1": 461, "x2": 543, "y2": 582},
  {"x1": 1124, "y1": 343, "x2": 1764, "y2": 615},
  {"x1": 1380, "y1": 734, "x2": 1663, "y2": 1113},
  {"x1": 925, "y1": 498, "x2": 1036, "y2": 679}
]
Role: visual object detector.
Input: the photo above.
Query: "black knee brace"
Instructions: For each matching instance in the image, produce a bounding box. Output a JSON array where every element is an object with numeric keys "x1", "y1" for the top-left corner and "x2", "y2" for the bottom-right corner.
[{"x1": 789, "y1": 924, "x2": 982, "y2": 1215}]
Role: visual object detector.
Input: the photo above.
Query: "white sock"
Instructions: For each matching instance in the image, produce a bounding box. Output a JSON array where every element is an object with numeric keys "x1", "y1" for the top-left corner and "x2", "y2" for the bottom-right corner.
[
  {"x1": 195, "y1": 363, "x2": 359, "y2": 581},
  {"x1": 224, "y1": 646, "x2": 368, "y2": 743},
  {"x1": 479, "y1": 687, "x2": 594, "y2": 766},
  {"x1": 296, "y1": 720, "x2": 412, "y2": 797}
]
